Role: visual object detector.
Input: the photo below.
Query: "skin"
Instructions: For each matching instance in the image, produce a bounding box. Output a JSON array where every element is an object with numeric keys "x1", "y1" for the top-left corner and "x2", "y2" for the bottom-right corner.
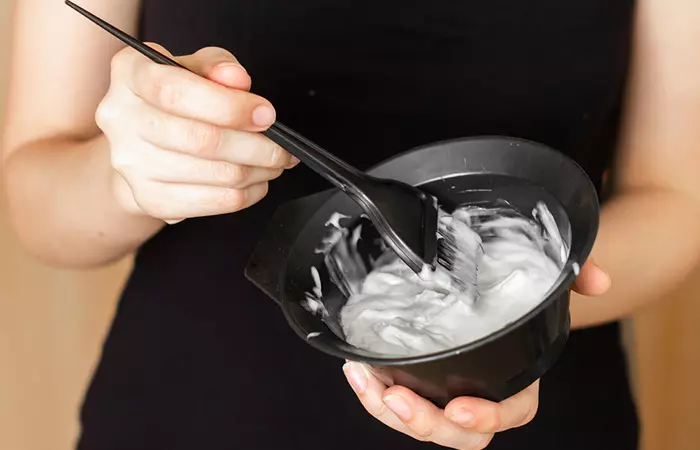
[{"x1": 2, "y1": 0, "x2": 699, "y2": 448}]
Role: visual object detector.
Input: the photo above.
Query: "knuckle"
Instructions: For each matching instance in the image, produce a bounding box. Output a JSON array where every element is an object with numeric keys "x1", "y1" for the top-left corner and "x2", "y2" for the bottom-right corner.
[
  {"x1": 110, "y1": 47, "x2": 134, "y2": 71},
  {"x1": 95, "y1": 97, "x2": 117, "y2": 131},
  {"x1": 151, "y1": 72, "x2": 183, "y2": 110},
  {"x1": 217, "y1": 163, "x2": 248, "y2": 187},
  {"x1": 265, "y1": 142, "x2": 288, "y2": 168},
  {"x1": 186, "y1": 123, "x2": 221, "y2": 156},
  {"x1": 230, "y1": 164, "x2": 250, "y2": 186},
  {"x1": 110, "y1": 149, "x2": 137, "y2": 174},
  {"x1": 220, "y1": 188, "x2": 246, "y2": 211},
  {"x1": 361, "y1": 399, "x2": 387, "y2": 419},
  {"x1": 221, "y1": 101, "x2": 245, "y2": 128},
  {"x1": 408, "y1": 418, "x2": 435, "y2": 439}
]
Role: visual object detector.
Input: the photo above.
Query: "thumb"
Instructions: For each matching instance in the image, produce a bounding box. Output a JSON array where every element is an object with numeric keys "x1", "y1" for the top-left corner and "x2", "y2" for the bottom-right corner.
[
  {"x1": 571, "y1": 259, "x2": 611, "y2": 297},
  {"x1": 175, "y1": 46, "x2": 252, "y2": 91}
]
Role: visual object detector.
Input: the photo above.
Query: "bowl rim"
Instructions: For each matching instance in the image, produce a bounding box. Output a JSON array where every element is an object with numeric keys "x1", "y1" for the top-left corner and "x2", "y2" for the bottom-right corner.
[{"x1": 280, "y1": 135, "x2": 599, "y2": 365}]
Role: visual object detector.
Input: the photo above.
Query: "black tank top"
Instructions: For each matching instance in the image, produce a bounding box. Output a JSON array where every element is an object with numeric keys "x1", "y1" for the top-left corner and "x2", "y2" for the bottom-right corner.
[{"x1": 78, "y1": 2, "x2": 639, "y2": 449}]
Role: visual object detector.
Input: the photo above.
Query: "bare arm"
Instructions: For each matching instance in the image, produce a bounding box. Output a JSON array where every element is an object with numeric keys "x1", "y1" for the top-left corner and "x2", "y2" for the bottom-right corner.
[
  {"x1": 1, "y1": 0, "x2": 163, "y2": 267},
  {"x1": 2, "y1": 1, "x2": 290, "y2": 268},
  {"x1": 570, "y1": 0, "x2": 700, "y2": 327}
]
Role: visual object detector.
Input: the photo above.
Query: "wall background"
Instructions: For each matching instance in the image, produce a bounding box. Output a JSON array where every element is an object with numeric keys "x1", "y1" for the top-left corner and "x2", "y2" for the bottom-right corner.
[{"x1": 0, "y1": 1, "x2": 698, "y2": 449}]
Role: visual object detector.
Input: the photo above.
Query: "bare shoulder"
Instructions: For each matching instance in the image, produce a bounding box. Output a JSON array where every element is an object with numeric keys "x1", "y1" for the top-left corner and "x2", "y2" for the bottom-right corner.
[{"x1": 2, "y1": 0, "x2": 141, "y2": 157}]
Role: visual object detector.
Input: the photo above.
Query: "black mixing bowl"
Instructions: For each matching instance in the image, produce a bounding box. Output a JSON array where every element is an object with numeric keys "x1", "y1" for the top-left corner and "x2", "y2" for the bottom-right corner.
[{"x1": 245, "y1": 136, "x2": 599, "y2": 406}]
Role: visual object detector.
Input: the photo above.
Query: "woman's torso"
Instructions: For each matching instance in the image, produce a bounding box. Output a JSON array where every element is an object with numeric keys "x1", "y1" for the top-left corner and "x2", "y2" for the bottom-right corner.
[{"x1": 78, "y1": 1, "x2": 639, "y2": 449}]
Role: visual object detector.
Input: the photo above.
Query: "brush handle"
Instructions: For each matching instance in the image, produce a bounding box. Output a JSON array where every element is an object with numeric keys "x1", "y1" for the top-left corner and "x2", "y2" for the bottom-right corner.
[
  {"x1": 65, "y1": 0, "x2": 371, "y2": 194},
  {"x1": 66, "y1": 1, "x2": 186, "y2": 69},
  {"x1": 263, "y1": 123, "x2": 370, "y2": 192}
]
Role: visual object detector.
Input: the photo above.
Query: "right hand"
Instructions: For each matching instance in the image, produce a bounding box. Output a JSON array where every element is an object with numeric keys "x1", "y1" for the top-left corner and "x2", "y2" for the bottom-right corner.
[{"x1": 96, "y1": 45, "x2": 298, "y2": 223}]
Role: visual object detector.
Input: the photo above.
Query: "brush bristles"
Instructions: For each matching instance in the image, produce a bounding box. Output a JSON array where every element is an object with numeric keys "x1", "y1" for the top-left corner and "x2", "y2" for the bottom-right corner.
[{"x1": 437, "y1": 222, "x2": 482, "y2": 295}]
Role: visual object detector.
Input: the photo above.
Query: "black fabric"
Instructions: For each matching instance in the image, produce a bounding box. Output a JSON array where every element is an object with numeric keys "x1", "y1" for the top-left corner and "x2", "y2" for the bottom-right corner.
[{"x1": 78, "y1": 1, "x2": 639, "y2": 449}]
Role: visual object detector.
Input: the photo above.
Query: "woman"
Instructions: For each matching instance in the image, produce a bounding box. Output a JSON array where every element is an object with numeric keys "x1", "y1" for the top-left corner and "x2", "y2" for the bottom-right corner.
[{"x1": 3, "y1": 0, "x2": 700, "y2": 448}]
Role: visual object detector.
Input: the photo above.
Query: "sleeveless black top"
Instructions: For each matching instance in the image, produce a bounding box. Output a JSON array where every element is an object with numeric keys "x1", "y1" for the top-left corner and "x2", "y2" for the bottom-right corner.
[{"x1": 78, "y1": 1, "x2": 639, "y2": 449}]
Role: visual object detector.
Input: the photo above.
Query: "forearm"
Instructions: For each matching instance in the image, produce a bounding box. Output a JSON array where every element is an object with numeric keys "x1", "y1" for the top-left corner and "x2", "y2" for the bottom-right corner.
[
  {"x1": 570, "y1": 188, "x2": 700, "y2": 328},
  {"x1": 2, "y1": 134, "x2": 164, "y2": 267}
]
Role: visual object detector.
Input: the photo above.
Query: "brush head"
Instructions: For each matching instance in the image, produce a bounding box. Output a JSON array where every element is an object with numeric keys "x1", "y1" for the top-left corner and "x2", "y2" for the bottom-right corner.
[
  {"x1": 345, "y1": 176, "x2": 439, "y2": 275},
  {"x1": 343, "y1": 171, "x2": 497, "y2": 294},
  {"x1": 436, "y1": 210, "x2": 483, "y2": 295}
]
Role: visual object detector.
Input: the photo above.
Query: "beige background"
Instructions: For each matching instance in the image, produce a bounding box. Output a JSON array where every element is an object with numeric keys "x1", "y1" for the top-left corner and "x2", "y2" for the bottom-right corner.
[{"x1": 0, "y1": 1, "x2": 698, "y2": 449}]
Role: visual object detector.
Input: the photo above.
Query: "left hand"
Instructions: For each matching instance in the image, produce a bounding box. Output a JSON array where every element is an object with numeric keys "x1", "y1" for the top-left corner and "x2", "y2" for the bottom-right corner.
[
  {"x1": 342, "y1": 259, "x2": 611, "y2": 449},
  {"x1": 343, "y1": 361, "x2": 538, "y2": 449}
]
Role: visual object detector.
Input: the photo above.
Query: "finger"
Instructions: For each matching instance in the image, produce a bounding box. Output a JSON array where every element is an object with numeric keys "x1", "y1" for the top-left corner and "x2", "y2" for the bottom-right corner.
[
  {"x1": 112, "y1": 170, "x2": 145, "y2": 217},
  {"x1": 176, "y1": 46, "x2": 252, "y2": 91},
  {"x1": 343, "y1": 363, "x2": 417, "y2": 438},
  {"x1": 143, "y1": 42, "x2": 174, "y2": 57},
  {"x1": 444, "y1": 381, "x2": 540, "y2": 434},
  {"x1": 382, "y1": 385, "x2": 492, "y2": 450},
  {"x1": 131, "y1": 144, "x2": 283, "y2": 189},
  {"x1": 572, "y1": 259, "x2": 611, "y2": 296},
  {"x1": 113, "y1": 170, "x2": 184, "y2": 225},
  {"x1": 130, "y1": 179, "x2": 269, "y2": 220},
  {"x1": 113, "y1": 46, "x2": 275, "y2": 131},
  {"x1": 133, "y1": 101, "x2": 298, "y2": 168}
]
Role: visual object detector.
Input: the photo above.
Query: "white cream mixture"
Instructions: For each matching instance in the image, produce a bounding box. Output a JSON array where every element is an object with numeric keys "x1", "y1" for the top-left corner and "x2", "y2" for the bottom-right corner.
[{"x1": 306, "y1": 202, "x2": 569, "y2": 357}]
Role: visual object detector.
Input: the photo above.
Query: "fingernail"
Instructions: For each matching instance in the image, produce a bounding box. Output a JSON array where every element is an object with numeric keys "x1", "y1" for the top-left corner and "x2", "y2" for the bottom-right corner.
[
  {"x1": 592, "y1": 258, "x2": 611, "y2": 279},
  {"x1": 216, "y1": 61, "x2": 247, "y2": 73},
  {"x1": 286, "y1": 156, "x2": 301, "y2": 168},
  {"x1": 343, "y1": 362, "x2": 368, "y2": 395},
  {"x1": 252, "y1": 105, "x2": 276, "y2": 127},
  {"x1": 449, "y1": 408, "x2": 475, "y2": 427},
  {"x1": 585, "y1": 257, "x2": 603, "y2": 273},
  {"x1": 383, "y1": 395, "x2": 412, "y2": 421}
]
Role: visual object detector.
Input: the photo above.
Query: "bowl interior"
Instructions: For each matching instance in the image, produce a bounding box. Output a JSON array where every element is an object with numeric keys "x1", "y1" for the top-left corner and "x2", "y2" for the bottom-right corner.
[{"x1": 277, "y1": 137, "x2": 598, "y2": 363}]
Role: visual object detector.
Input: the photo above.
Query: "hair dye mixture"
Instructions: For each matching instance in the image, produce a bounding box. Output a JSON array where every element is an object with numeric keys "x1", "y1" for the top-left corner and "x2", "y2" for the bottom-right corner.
[{"x1": 305, "y1": 202, "x2": 569, "y2": 357}]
